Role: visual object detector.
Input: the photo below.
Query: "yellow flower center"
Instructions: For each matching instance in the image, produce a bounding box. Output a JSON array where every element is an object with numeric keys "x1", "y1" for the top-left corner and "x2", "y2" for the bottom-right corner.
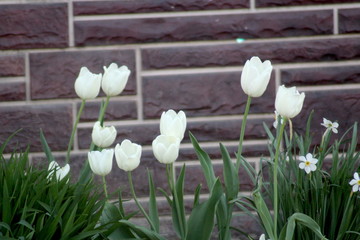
[
  {"x1": 305, "y1": 161, "x2": 311, "y2": 166},
  {"x1": 357, "y1": 180, "x2": 360, "y2": 185}
]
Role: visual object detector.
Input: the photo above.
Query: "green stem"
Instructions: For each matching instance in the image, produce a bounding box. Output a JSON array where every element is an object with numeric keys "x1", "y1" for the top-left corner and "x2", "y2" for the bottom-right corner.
[
  {"x1": 66, "y1": 99, "x2": 86, "y2": 164},
  {"x1": 236, "y1": 95, "x2": 252, "y2": 170},
  {"x1": 99, "y1": 96, "x2": 111, "y2": 126},
  {"x1": 128, "y1": 171, "x2": 157, "y2": 231},
  {"x1": 102, "y1": 175, "x2": 108, "y2": 199},
  {"x1": 273, "y1": 117, "x2": 287, "y2": 238}
]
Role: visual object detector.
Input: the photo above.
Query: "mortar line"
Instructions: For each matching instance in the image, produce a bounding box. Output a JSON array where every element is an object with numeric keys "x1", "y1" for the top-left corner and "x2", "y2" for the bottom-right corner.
[
  {"x1": 68, "y1": 0, "x2": 75, "y2": 47},
  {"x1": 135, "y1": 47, "x2": 144, "y2": 121},
  {"x1": 333, "y1": 8, "x2": 339, "y2": 35},
  {"x1": 0, "y1": 77, "x2": 26, "y2": 83},
  {"x1": 24, "y1": 52, "x2": 31, "y2": 102}
]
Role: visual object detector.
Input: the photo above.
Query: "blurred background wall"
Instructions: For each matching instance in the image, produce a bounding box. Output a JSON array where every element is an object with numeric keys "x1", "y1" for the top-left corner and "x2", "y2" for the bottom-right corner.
[{"x1": 1, "y1": 0, "x2": 360, "y2": 238}]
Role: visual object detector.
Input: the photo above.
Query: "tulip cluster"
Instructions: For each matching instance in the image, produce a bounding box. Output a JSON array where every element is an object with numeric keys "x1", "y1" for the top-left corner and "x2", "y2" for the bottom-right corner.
[{"x1": 152, "y1": 110, "x2": 187, "y2": 164}]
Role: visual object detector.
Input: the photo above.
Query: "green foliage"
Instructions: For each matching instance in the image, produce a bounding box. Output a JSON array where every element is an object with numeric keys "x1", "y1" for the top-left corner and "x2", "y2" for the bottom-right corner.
[
  {"x1": 0, "y1": 135, "x2": 104, "y2": 239},
  {"x1": 257, "y1": 116, "x2": 360, "y2": 240}
]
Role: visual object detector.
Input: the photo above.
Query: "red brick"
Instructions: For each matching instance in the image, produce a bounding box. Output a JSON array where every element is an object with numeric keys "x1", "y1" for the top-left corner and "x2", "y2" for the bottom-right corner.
[
  {"x1": 0, "y1": 55, "x2": 25, "y2": 77},
  {"x1": 256, "y1": 0, "x2": 358, "y2": 7},
  {"x1": 30, "y1": 50, "x2": 136, "y2": 100},
  {"x1": 143, "y1": 71, "x2": 275, "y2": 118},
  {"x1": 339, "y1": 8, "x2": 360, "y2": 34},
  {"x1": 0, "y1": 4, "x2": 68, "y2": 50},
  {"x1": 73, "y1": 0, "x2": 249, "y2": 15},
  {"x1": 79, "y1": 100, "x2": 137, "y2": 122},
  {"x1": 281, "y1": 65, "x2": 360, "y2": 86},
  {"x1": 75, "y1": 10, "x2": 332, "y2": 46},
  {"x1": 0, "y1": 82, "x2": 26, "y2": 101},
  {"x1": 0, "y1": 104, "x2": 72, "y2": 153},
  {"x1": 142, "y1": 37, "x2": 360, "y2": 70}
]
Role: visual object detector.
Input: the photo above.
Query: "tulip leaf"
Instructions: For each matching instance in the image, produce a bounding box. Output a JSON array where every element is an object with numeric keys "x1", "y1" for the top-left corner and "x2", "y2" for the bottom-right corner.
[
  {"x1": 193, "y1": 184, "x2": 202, "y2": 208},
  {"x1": 171, "y1": 164, "x2": 187, "y2": 239},
  {"x1": 253, "y1": 186, "x2": 275, "y2": 240},
  {"x1": 116, "y1": 220, "x2": 167, "y2": 240},
  {"x1": 220, "y1": 143, "x2": 239, "y2": 201},
  {"x1": 189, "y1": 132, "x2": 216, "y2": 188},
  {"x1": 39, "y1": 129, "x2": 55, "y2": 163},
  {"x1": 187, "y1": 178, "x2": 223, "y2": 240},
  {"x1": 147, "y1": 169, "x2": 160, "y2": 233}
]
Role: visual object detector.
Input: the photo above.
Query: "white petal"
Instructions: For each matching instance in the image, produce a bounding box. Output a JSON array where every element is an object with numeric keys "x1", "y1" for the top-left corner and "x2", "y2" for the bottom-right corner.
[
  {"x1": 299, "y1": 162, "x2": 305, "y2": 169},
  {"x1": 352, "y1": 184, "x2": 359, "y2": 192},
  {"x1": 349, "y1": 179, "x2": 358, "y2": 185},
  {"x1": 354, "y1": 172, "x2": 359, "y2": 180}
]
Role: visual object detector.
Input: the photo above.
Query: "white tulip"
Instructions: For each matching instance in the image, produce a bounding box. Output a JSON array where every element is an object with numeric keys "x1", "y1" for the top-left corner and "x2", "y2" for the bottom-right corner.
[
  {"x1": 74, "y1": 67, "x2": 102, "y2": 100},
  {"x1": 241, "y1": 56, "x2": 272, "y2": 97},
  {"x1": 102, "y1": 63, "x2": 130, "y2": 96},
  {"x1": 275, "y1": 85, "x2": 305, "y2": 119},
  {"x1": 152, "y1": 135, "x2": 180, "y2": 164},
  {"x1": 91, "y1": 121, "x2": 117, "y2": 148},
  {"x1": 160, "y1": 110, "x2": 187, "y2": 141},
  {"x1": 115, "y1": 139, "x2": 142, "y2": 172},
  {"x1": 47, "y1": 161, "x2": 70, "y2": 181},
  {"x1": 88, "y1": 149, "x2": 114, "y2": 176}
]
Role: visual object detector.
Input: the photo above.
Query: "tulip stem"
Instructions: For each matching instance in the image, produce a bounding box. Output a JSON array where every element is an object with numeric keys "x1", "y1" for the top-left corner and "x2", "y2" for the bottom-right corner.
[
  {"x1": 66, "y1": 99, "x2": 86, "y2": 164},
  {"x1": 236, "y1": 95, "x2": 252, "y2": 170},
  {"x1": 128, "y1": 171, "x2": 157, "y2": 231},
  {"x1": 99, "y1": 96, "x2": 111, "y2": 125},
  {"x1": 102, "y1": 175, "x2": 108, "y2": 199},
  {"x1": 273, "y1": 117, "x2": 287, "y2": 237}
]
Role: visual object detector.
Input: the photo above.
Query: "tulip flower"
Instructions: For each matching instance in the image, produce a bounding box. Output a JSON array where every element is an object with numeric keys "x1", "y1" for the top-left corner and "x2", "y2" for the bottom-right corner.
[
  {"x1": 152, "y1": 135, "x2": 180, "y2": 164},
  {"x1": 91, "y1": 121, "x2": 117, "y2": 148},
  {"x1": 275, "y1": 85, "x2": 305, "y2": 119},
  {"x1": 115, "y1": 139, "x2": 142, "y2": 172},
  {"x1": 102, "y1": 63, "x2": 130, "y2": 96},
  {"x1": 241, "y1": 56, "x2": 272, "y2": 97},
  {"x1": 74, "y1": 67, "x2": 102, "y2": 100},
  {"x1": 160, "y1": 110, "x2": 187, "y2": 141},
  {"x1": 88, "y1": 149, "x2": 114, "y2": 176},
  {"x1": 48, "y1": 161, "x2": 70, "y2": 181}
]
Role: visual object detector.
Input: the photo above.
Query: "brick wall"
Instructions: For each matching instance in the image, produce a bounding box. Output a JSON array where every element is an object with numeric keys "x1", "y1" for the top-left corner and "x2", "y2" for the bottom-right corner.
[{"x1": 1, "y1": 0, "x2": 360, "y2": 238}]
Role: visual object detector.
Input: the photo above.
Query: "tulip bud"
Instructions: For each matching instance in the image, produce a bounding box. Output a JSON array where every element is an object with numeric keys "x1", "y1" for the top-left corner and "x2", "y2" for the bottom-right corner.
[
  {"x1": 47, "y1": 161, "x2": 70, "y2": 181},
  {"x1": 160, "y1": 110, "x2": 187, "y2": 141},
  {"x1": 115, "y1": 139, "x2": 142, "y2": 172},
  {"x1": 152, "y1": 135, "x2": 180, "y2": 164},
  {"x1": 241, "y1": 56, "x2": 272, "y2": 97},
  {"x1": 74, "y1": 67, "x2": 102, "y2": 100},
  {"x1": 102, "y1": 63, "x2": 130, "y2": 96},
  {"x1": 88, "y1": 149, "x2": 114, "y2": 176},
  {"x1": 91, "y1": 121, "x2": 117, "y2": 148},
  {"x1": 275, "y1": 85, "x2": 305, "y2": 119}
]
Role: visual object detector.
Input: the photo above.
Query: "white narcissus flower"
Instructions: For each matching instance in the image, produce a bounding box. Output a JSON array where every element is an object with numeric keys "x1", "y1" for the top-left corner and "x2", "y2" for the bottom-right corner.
[
  {"x1": 349, "y1": 172, "x2": 360, "y2": 192},
  {"x1": 160, "y1": 110, "x2": 187, "y2": 141},
  {"x1": 74, "y1": 67, "x2": 102, "y2": 100},
  {"x1": 152, "y1": 135, "x2": 180, "y2": 164},
  {"x1": 115, "y1": 139, "x2": 142, "y2": 172},
  {"x1": 321, "y1": 118, "x2": 339, "y2": 134},
  {"x1": 91, "y1": 121, "x2": 117, "y2": 148},
  {"x1": 241, "y1": 56, "x2": 273, "y2": 97},
  {"x1": 102, "y1": 63, "x2": 130, "y2": 96},
  {"x1": 275, "y1": 85, "x2": 305, "y2": 119},
  {"x1": 299, "y1": 153, "x2": 318, "y2": 174},
  {"x1": 48, "y1": 161, "x2": 70, "y2": 181},
  {"x1": 88, "y1": 149, "x2": 114, "y2": 176}
]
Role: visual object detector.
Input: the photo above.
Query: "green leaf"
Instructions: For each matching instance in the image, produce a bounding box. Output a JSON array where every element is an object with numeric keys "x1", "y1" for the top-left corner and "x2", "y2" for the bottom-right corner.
[
  {"x1": 193, "y1": 184, "x2": 202, "y2": 208},
  {"x1": 220, "y1": 143, "x2": 239, "y2": 201},
  {"x1": 147, "y1": 169, "x2": 160, "y2": 233},
  {"x1": 117, "y1": 220, "x2": 167, "y2": 240},
  {"x1": 187, "y1": 178, "x2": 223, "y2": 240},
  {"x1": 253, "y1": 187, "x2": 275, "y2": 240},
  {"x1": 39, "y1": 129, "x2": 54, "y2": 163},
  {"x1": 189, "y1": 132, "x2": 216, "y2": 188}
]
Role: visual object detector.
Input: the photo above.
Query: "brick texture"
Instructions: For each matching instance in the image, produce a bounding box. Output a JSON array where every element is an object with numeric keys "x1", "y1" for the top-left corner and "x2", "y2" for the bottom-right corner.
[
  {"x1": 75, "y1": 10, "x2": 332, "y2": 46},
  {"x1": 0, "y1": 104, "x2": 72, "y2": 153},
  {"x1": 142, "y1": 37, "x2": 360, "y2": 70},
  {"x1": 30, "y1": 50, "x2": 136, "y2": 100},
  {"x1": 2, "y1": 1, "x2": 360, "y2": 238},
  {"x1": 0, "y1": 55, "x2": 25, "y2": 77},
  {"x1": 73, "y1": 0, "x2": 249, "y2": 15},
  {"x1": 339, "y1": 8, "x2": 360, "y2": 34},
  {"x1": 0, "y1": 4, "x2": 68, "y2": 50}
]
